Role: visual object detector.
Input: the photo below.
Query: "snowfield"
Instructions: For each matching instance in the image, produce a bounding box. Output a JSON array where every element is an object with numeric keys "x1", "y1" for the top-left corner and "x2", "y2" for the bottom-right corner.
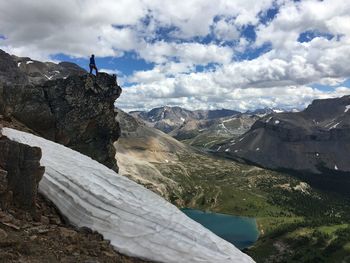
[{"x1": 2, "y1": 127, "x2": 254, "y2": 263}]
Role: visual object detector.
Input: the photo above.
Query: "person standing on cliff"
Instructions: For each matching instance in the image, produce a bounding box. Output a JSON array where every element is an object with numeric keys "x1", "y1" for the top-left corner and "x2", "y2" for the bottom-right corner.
[{"x1": 89, "y1": 54, "x2": 98, "y2": 75}]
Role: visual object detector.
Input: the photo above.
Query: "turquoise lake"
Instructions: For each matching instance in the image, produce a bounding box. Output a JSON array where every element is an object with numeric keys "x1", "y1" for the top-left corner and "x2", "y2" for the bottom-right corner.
[{"x1": 182, "y1": 209, "x2": 259, "y2": 249}]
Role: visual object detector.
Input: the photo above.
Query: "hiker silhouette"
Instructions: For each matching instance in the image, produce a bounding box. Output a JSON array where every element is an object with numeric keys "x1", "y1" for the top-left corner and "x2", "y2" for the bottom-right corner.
[{"x1": 89, "y1": 54, "x2": 98, "y2": 75}]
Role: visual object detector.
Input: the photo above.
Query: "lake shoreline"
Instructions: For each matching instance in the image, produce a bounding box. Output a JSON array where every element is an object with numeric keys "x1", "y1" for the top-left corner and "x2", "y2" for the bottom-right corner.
[{"x1": 182, "y1": 208, "x2": 260, "y2": 250}]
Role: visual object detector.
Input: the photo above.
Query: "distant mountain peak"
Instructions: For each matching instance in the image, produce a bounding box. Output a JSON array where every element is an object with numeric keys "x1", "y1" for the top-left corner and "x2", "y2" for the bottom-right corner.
[
  {"x1": 130, "y1": 106, "x2": 241, "y2": 134},
  {"x1": 0, "y1": 49, "x2": 86, "y2": 86}
]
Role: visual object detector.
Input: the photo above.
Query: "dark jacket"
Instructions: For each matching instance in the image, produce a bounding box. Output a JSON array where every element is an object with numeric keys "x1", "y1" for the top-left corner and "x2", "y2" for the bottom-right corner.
[{"x1": 90, "y1": 56, "x2": 95, "y2": 65}]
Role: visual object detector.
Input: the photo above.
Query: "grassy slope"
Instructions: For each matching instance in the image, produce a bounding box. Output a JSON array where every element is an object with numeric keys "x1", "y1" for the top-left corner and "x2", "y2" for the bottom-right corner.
[{"x1": 152, "y1": 151, "x2": 350, "y2": 263}]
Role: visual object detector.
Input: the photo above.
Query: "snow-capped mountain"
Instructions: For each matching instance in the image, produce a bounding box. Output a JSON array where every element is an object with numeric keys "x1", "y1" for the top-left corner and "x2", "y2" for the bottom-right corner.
[
  {"x1": 129, "y1": 106, "x2": 256, "y2": 148},
  {"x1": 130, "y1": 106, "x2": 240, "y2": 133},
  {"x1": 170, "y1": 114, "x2": 259, "y2": 149},
  {"x1": 3, "y1": 127, "x2": 254, "y2": 263},
  {"x1": 245, "y1": 107, "x2": 285, "y2": 117}
]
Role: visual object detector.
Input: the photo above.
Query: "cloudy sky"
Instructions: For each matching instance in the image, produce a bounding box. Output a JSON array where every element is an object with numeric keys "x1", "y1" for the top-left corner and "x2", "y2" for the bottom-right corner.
[{"x1": 1, "y1": 0, "x2": 350, "y2": 112}]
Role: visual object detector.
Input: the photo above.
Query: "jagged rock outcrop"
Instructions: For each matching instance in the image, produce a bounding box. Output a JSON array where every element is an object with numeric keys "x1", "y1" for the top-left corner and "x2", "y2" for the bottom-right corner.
[
  {"x1": 0, "y1": 49, "x2": 85, "y2": 86},
  {"x1": 1, "y1": 73, "x2": 122, "y2": 171},
  {"x1": 0, "y1": 127, "x2": 44, "y2": 212},
  {"x1": 218, "y1": 96, "x2": 350, "y2": 192}
]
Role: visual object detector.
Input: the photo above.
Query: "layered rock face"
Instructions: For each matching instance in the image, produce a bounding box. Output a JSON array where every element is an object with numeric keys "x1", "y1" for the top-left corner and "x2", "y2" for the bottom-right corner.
[
  {"x1": 218, "y1": 96, "x2": 350, "y2": 192},
  {"x1": 1, "y1": 73, "x2": 122, "y2": 171},
  {"x1": 0, "y1": 128, "x2": 44, "y2": 212}
]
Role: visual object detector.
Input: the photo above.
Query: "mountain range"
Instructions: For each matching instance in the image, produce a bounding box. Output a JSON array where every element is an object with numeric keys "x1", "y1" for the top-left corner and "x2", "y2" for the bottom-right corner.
[
  {"x1": 130, "y1": 106, "x2": 240, "y2": 132},
  {"x1": 130, "y1": 106, "x2": 266, "y2": 148},
  {"x1": 217, "y1": 95, "x2": 350, "y2": 193}
]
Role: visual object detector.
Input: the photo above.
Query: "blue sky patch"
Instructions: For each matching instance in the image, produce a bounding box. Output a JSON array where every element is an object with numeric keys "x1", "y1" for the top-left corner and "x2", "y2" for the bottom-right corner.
[
  {"x1": 312, "y1": 79, "x2": 350, "y2": 91},
  {"x1": 298, "y1": 30, "x2": 334, "y2": 43},
  {"x1": 236, "y1": 42, "x2": 272, "y2": 61},
  {"x1": 259, "y1": 6, "x2": 279, "y2": 25},
  {"x1": 51, "y1": 52, "x2": 154, "y2": 76}
]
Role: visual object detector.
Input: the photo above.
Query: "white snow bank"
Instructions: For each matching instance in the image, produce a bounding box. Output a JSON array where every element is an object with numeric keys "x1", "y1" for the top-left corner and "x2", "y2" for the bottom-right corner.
[
  {"x1": 2, "y1": 128, "x2": 254, "y2": 263},
  {"x1": 26, "y1": 60, "x2": 34, "y2": 64}
]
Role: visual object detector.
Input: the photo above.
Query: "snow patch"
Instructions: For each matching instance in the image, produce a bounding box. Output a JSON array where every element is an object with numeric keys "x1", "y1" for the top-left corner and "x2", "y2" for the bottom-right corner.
[
  {"x1": 345, "y1": 105, "x2": 350, "y2": 113},
  {"x1": 335, "y1": 165, "x2": 338, "y2": 170},
  {"x1": 219, "y1": 123, "x2": 229, "y2": 131},
  {"x1": 44, "y1": 74, "x2": 53, "y2": 80},
  {"x1": 2, "y1": 128, "x2": 254, "y2": 263},
  {"x1": 273, "y1": 109, "x2": 283, "y2": 113},
  {"x1": 239, "y1": 136, "x2": 246, "y2": 142},
  {"x1": 324, "y1": 120, "x2": 336, "y2": 128},
  {"x1": 256, "y1": 148, "x2": 260, "y2": 151},
  {"x1": 17, "y1": 62, "x2": 21, "y2": 67},
  {"x1": 180, "y1": 117, "x2": 185, "y2": 122},
  {"x1": 329, "y1": 122, "x2": 340, "y2": 130},
  {"x1": 217, "y1": 146, "x2": 222, "y2": 151},
  {"x1": 266, "y1": 117, "x2": 272, "y2": 123},
  {"x1": 225, "y1": 148, "x2": 230, "y2": 152},
  {"x1": 223, "y1": 118, "x2": 235, "y2": 123},
  {"x1": 274, "y1": 120, "x2": 280, "y2": 125},
  {"x1": 26, "y1": 60, "x2": 34, "y2": 64}
]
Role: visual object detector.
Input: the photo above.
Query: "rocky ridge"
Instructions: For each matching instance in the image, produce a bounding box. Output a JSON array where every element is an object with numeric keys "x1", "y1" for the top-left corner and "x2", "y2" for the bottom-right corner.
[
  {"x1": 0, "y1": 49, "x2": 85, "y2": 86},
  {"x1": 218, "y1": 95, "x2": 350, "y2": 192},
  {"x1": 130, "y1": 106, "x2": 256, "y2": 149},
  {"x1": 0, "y1": 57, "x2": 122, "y2": 171},
  {"x1": 170, "y1": 114, "x2": 259, "y2": 148},
  {"x1": 130, "y1": 106, "x2": 240, "y2": 133}
]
